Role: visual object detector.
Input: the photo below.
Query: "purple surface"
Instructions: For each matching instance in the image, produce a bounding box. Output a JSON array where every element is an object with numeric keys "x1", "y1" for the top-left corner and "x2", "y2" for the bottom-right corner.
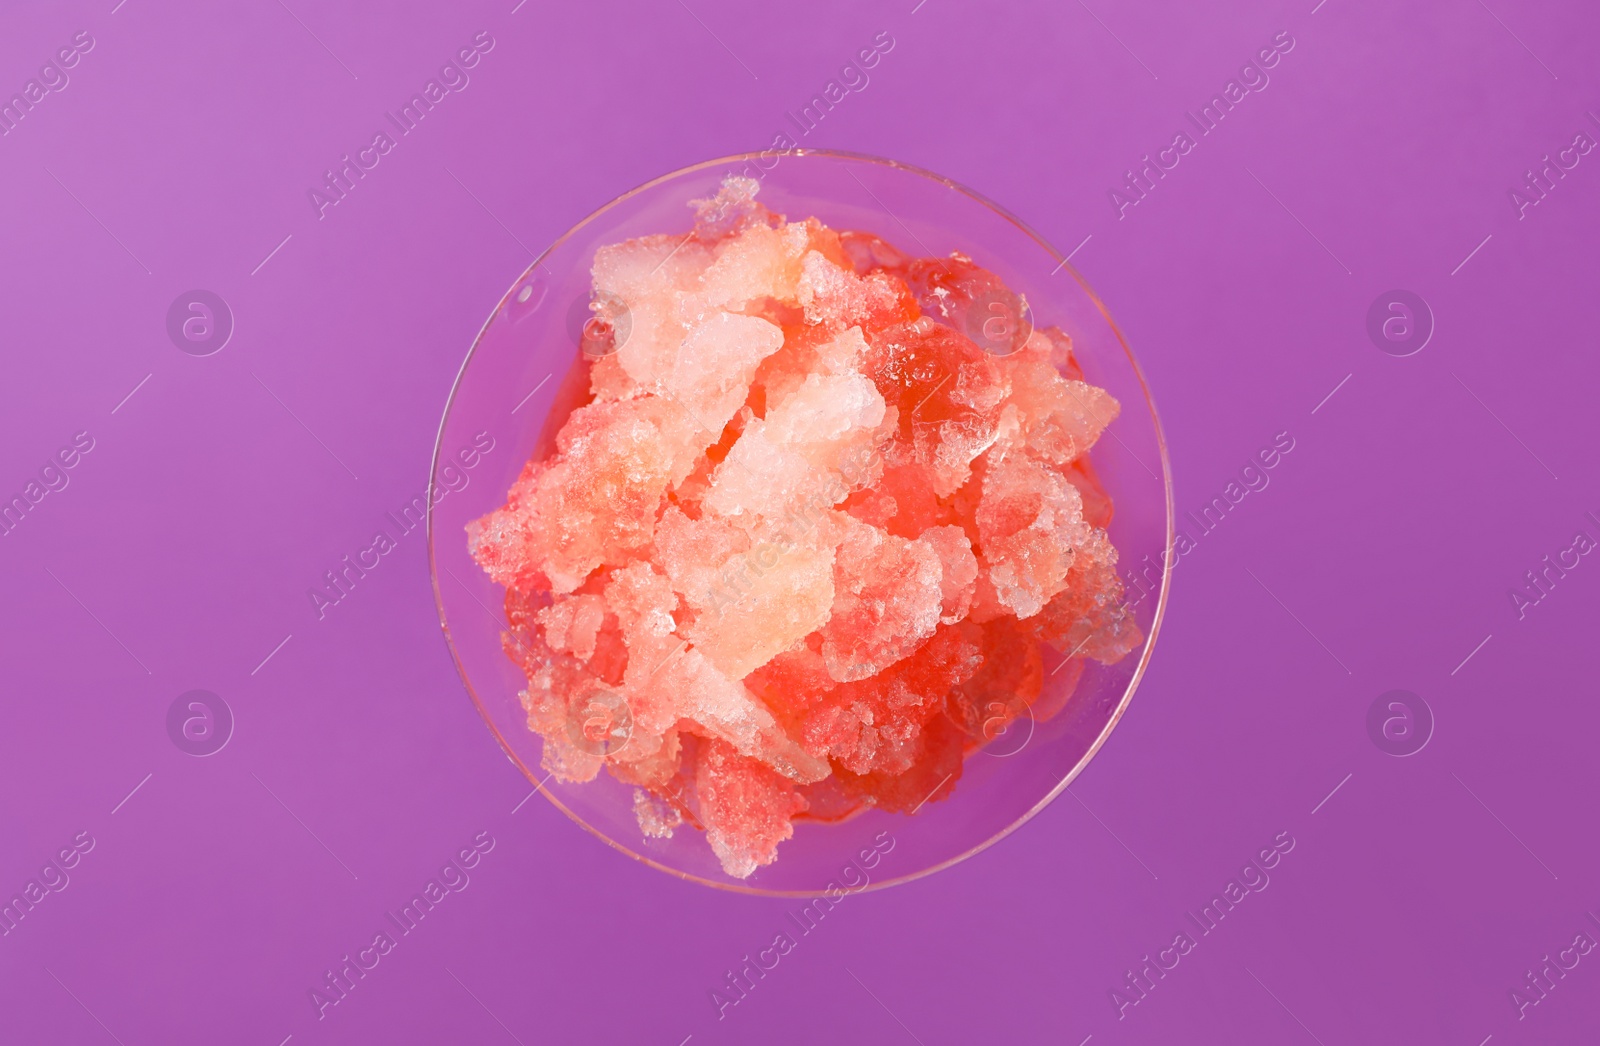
[{"x1": 2, "y1": 0, "x2": 1597, "y2": 1043}]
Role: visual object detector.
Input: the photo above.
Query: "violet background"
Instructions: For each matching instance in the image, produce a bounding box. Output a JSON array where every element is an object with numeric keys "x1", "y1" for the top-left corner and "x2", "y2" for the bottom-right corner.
[{"x1": 1, "y1": 0, "x2": 1597, "y2": 1043}]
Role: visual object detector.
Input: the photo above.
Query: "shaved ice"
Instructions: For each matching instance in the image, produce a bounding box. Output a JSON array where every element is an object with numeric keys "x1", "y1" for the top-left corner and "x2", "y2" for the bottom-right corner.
[{"x1": 469, "y1": 177, "x2": 1140, "y2": 878}]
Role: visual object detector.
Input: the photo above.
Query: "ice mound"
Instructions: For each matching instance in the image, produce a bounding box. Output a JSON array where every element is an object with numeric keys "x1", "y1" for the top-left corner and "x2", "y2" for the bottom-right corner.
[{"x1": 469, "y1": 177, "x2": 1141, "y2": 878}]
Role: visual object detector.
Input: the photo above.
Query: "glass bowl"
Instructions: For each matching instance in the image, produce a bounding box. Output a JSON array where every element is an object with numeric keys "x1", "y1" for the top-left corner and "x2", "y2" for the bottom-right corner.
[{"x1": 428, "y1": 150, "x2": 1173, "y2": 895}]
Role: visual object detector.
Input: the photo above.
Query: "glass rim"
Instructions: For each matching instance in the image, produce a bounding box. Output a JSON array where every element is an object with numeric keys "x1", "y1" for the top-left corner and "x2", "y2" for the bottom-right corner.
[{"x1": 425, "y1": 148, "x2": 1176, "y2": 897}]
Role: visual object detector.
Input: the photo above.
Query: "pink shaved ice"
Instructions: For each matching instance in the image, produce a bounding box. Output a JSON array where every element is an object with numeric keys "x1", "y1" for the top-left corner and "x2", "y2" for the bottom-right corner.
[{"x1": 469, "y1": 177, "x2": 1140, "y2": 878}]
